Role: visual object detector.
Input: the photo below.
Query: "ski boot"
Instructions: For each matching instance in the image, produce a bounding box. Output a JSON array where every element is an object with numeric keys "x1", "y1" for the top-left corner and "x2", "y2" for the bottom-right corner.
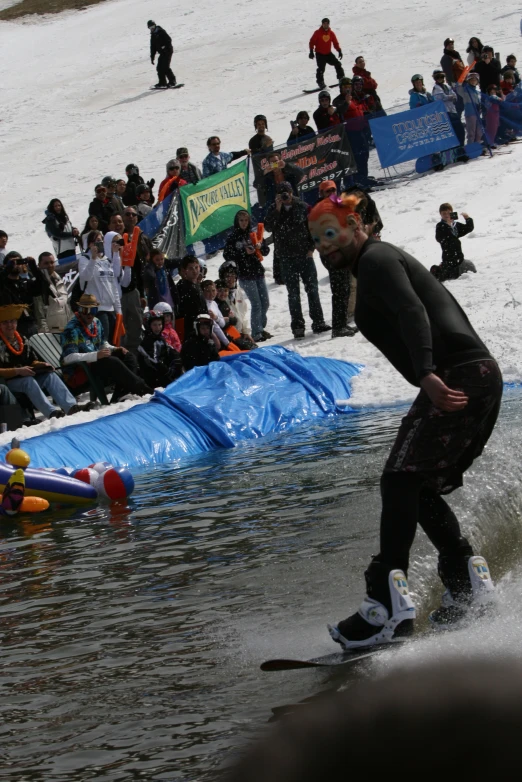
[
  {"x1": 429, "y1": 554, "x2": 495, "y2": 629},
  {"x1": 328, "y1": 560, "x2": 416, "y2": 649}
]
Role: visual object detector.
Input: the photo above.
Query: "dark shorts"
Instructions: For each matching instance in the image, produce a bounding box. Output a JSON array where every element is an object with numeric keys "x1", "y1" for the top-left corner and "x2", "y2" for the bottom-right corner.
[{"x1": 384, "y1": 358, "x2": 503, "y2": 494}]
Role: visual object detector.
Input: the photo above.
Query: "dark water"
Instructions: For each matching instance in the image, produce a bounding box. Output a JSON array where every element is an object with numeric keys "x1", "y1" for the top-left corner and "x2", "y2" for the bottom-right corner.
[{"x1": 1, "y1": 396, "x2": 521, "y2": 781}]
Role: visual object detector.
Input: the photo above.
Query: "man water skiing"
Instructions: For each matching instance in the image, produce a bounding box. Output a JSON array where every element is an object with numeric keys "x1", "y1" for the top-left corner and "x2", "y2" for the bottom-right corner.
[
  {"x1": 147, "y1": 20, "x2": 176, "y2": 89},
  {"x1": 308, "y1": 193, "x2": 501, "y2": 649}
]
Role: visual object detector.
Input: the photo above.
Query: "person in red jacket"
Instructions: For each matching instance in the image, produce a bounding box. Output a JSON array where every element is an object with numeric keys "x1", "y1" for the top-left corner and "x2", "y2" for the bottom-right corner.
[
  {"x1": 309, "y1": 18, "x2": 345, "y2": 90},
  {"x1": 353, "y1": 56, "x2": 385, "y2": 115}
]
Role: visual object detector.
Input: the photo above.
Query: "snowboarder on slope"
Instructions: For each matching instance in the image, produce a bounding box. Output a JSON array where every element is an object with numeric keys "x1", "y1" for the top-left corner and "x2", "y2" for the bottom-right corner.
[
  {"x1": 147, "y1": 20, "x2": 176, "y2": 89},
  {"x1": 309, "y1": 18, "x2": 344, "y2": 90},
  {"x1": 308, "y1": 193, "x2": 500, "y2": 649}
]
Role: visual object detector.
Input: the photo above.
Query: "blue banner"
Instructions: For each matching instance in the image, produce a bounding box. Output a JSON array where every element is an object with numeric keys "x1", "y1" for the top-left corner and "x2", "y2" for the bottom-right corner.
[
  {"x1": 138, "y1": 192, "x2": 174, "y2": 238},
  {"x1": 369, "y1": 103, "x2": 457, "y2": 167}
]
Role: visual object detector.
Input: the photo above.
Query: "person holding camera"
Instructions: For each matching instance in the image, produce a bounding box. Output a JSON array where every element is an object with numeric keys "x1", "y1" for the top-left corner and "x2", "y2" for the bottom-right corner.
[
  {"x1": 78, "y1": 230, "x2": 122, "y2": 343},
  {"x1": 0, "y1": 252, "x2": 44, "y2": 338},
  {"x1": 474, "y1": 46, "x2": 501, "y2": 92},
  {"x1": 432, "y1": 203, "x2": 476, "y2": 282},
  {"x1": 287, "y1": 111, "x2": 316, "y2": 145},
  {"x1": 265, "y1": 182, "x2": 330, "y2": 339}
]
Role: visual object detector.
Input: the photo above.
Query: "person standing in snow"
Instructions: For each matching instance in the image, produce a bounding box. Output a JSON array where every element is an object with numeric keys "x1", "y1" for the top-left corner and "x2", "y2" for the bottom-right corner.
[
  {"x1": 202, "y1": 137, "x2": 250, "y2": 178},
  {"x1": 309, "y1": 18, "x2": 344, "y2": 90},
  {"x1": 431, "y1": 70, "x2": 465, "y2": 146},
  {"x1": 176, "y1": 148, "x2": 203, "y2": 184},
  {"x1": 147, "y1": 20, "x2": 177, "y2": 89}
]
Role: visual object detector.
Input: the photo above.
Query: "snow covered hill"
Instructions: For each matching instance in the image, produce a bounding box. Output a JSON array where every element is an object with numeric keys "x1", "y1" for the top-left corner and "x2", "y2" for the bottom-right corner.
[{"x1": 1, "y1": 0, "x2": 521, "y2": 412}]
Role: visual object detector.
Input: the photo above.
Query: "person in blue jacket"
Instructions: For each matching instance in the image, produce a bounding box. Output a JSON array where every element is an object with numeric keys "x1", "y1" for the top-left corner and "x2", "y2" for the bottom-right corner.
[{"x1": 409, "y1": 74, "x2": 434, "y2": 109}]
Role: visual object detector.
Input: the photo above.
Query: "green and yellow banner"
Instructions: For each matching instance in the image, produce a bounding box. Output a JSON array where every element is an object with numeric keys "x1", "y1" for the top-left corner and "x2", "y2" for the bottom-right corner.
[{"x1": 180, "y1": 160, "x2": 250, "y2": 245}]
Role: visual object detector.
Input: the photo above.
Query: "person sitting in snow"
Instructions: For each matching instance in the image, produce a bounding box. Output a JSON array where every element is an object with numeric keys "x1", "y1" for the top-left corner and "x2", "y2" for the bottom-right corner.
[
  {"x1": 180, "y1": 314, "x2": 220, "y2": 372},
  {"x1": 137, "y1": 310, "x2": 182, "y2": 388},
  {"x1": 61, "y1": 293, "x2": 153, "y2": 403},
  {"x1": 151, "y1": 302, "x2": 182, "y2": 352},
  {"x1": 0, "y1": 303, "x2": 90, "y2": 419}
]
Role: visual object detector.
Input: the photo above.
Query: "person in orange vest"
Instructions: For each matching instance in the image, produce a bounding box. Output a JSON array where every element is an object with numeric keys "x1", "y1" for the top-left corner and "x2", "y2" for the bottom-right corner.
[{"x1": 309, "y1": 18, "x2": 345, "y2": 90}]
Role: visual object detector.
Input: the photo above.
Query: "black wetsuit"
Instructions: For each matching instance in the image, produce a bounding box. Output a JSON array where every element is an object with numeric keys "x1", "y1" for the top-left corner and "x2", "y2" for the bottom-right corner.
[{"x1": 352, "y1": 238, "x2": 502, "y2": 578}]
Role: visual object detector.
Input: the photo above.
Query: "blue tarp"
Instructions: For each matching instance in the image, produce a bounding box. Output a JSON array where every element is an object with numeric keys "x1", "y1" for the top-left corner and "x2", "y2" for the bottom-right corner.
[{"x1": 0, "y1": 347, "x2": 361, "y2": 471}]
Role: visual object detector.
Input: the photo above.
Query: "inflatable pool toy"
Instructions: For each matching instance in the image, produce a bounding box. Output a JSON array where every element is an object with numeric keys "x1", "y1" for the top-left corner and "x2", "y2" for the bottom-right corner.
[
  {"x1": 5, "y1": 448, "x2": 31, "y2": 469},
  {"x1": 0, "y1": 462, "x2": 97, "y2": 505},
  {"x1": 0, "y1": 494, "x2": 50, "y2": 514},
  {"x1": 74, "y1": 465, "x2": 134, "y2": 501},
  {"x1": 0, "y1": 468, "x2": 25, "y2": 516},
  {"x1": 95, "y1": 467, "x2": 134, "y2": 501}
]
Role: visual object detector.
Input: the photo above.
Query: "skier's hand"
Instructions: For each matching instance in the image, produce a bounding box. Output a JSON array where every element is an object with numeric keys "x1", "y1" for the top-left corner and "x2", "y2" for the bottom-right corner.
[
  {"x1": 420, "y1": 373, "x2": 468, "y2": 412},
  {"x1": 245, "y1": 246, "x2": 256, "y2": 255},
  {"x1": 338, "y1": 50, "x2": 343, "y2": 60},
  {"x1": 461, "y1": 212, "x2": 470, "y2": 219},
  {"x1": 72, "y1": 227, "x2": 79, "y2": 237},
  {"x1": 244, "y1": 149, "x2": 251, "y2": 156},
  {"x1": 328, "y1": 106, "x2": 336, "y2": 115},
  {"x1": 147, "y1": 178, "x2": 155, "y2": 189},
  {"x1": 291, "y1": 125, "x2": 299, "y2": 136},
  {"x1": 309, "y1": 51, "x2": 314, "y2": 59},
  {"x1": 17, "y1": 366, "x2": 35, "y2": 377},
  {"x1": 97, "y1": 349, "x2": 111, "y2": 360}
]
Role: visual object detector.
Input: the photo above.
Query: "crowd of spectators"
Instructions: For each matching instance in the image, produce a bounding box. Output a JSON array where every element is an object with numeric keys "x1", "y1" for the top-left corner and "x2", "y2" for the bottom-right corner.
[{"x1": 0, "y1": 29, "x2": 519, "y2": 428}]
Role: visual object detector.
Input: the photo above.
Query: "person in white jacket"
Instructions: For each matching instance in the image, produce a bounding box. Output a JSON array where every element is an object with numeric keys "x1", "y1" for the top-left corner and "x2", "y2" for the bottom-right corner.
[
  {"x1": 103, "y1": 231, "x2": 131, "y2": 299},
  {"x1": 201, "y1": 280, "x2": 231, "y2": 348},
  {"x1": 78, "y1": 230, "x2": 122, "y2": 343},
  {"x1": 33, "y1": 252, "x2": 72, "y2": 333},
  {"x1": 431, "y1": 69, "x2": 465, "y2": 147}
]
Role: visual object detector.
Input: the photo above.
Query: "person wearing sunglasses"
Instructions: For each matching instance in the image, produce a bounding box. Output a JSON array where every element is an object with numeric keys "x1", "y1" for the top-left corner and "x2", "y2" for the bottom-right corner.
[
  {"x1": 202, "y1": 136, "x2": 251, "y2": 178},
  {"x1": 61, "y1": 293, "x2": 153, "y2": 403},
  {"x1": 157, "y1": 159, "x2": 188, "y2": 202},
  {"x1": 175, "y1": 147, "x2": 203, "y2": 184}
]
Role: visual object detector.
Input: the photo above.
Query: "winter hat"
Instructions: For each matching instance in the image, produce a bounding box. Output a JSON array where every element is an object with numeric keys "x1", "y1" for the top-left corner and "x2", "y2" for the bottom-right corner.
[
  {"x1": 176, "y1": 147, "x2": 189, "y2": 157},
  {"x1": 318, "y1": 90, "x2": 330, "y2": 101},
  {"x1": 101, "y1": 176, "x2": 117, "y2": 187},
  {"x1": 411, "y1": 73, "x2": 423, "y2": 83},
  {"x1": 444, "y1": 37, "x2": 454, "y2": 47},
  {"x1": 466, "y1": 71, "x2": 479, "y2": 81},
  {"x1": 276, "y1": 181, "x2": 293, "y2": 194},
  {"x1": 352, "y1": 74, "x2": 363, "y2": 83},
  {"x1": 136, "y1": 184, "x2": 151, "y2": 197},
  {"x1": 339, "y1": 76, "x2": 352, "y2": 87},
  {"x1": 147, "y1": 20, "x2": 156, "y2": 28},
  {"x1": 254, "y1": 114, "x2": 268, "y2": 129}
]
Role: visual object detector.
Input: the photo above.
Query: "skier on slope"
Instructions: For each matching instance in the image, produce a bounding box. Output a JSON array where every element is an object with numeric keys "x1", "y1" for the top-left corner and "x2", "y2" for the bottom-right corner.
[
  {"x1": 308, "y1": 193, "x2": 500, "y2": 649},
  {"x1": 309, "y1": 18, "x2": 344, "y2": 90},
  {"x1": 147, "y1": 20, "x2": 177, "y2": 89}
]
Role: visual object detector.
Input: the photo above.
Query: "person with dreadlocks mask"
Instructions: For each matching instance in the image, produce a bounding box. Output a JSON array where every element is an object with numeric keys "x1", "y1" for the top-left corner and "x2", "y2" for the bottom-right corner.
[
  {"x1": 306, "y1": 192, "x2": 501, "y2": 650},
  {"x1": 137, "y1": 310, "x2": 182, "y2": 389}
]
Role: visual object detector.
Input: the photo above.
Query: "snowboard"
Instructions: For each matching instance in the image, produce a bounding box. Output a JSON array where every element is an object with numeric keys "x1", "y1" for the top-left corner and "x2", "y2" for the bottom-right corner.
[
  {"x1": 303, "y1": 83, "x2": 339, "y2": 94},
  {"x1": 149, "y1": 83, "x2": 184, "y2": 91},
  {"x1": 415, "y1": 142, "x2": 483, "y2": 174},
  {"x1": 260, "y1": 642, "x2": 405, "y2": 671}
]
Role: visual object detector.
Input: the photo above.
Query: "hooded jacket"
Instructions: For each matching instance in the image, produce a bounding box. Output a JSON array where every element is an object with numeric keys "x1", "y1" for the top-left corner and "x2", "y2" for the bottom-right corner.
[
  {"x1": 223, "y1": 212, "x2": 270, "y2": 279},
  {"x1": 78, "y1": 245, "x2": 122, "y2": 315},
  {"x1": 409, "y1": 88, "x2": 434, "y2": 109},
  {"x1": 103, "y1": 231, "x2": 131, "y2": 297},
  {"x1": 309, "y1": 27, "x2": 341, "y2": 55}
]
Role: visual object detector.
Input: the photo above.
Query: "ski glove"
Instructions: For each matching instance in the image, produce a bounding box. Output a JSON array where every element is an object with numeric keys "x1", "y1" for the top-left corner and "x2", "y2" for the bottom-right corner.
[
  {"x1": 338, "y1": 51, "x2": 343, "y2": 60},
  {"x1": 309, "y1": 51, "x2": 314, "y2": 59},
  {"x1": 147, "y1": 178, "x2": 155, "y2": 189}
]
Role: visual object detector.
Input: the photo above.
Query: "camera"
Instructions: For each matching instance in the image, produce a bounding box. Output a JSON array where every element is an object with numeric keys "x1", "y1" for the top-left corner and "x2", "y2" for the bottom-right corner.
[
  {"x1": 129, "y1": 165, "x2": 139, "y2": 176},
  {"x1": 281, "y1": 192, "x2": 291, "y2": 201},
  {"x1": 290, "y1": 121, "x2": 298, "y2": 128},
  {"x1": 450, "y1": 211, "x2": 458, "y2": 219}
]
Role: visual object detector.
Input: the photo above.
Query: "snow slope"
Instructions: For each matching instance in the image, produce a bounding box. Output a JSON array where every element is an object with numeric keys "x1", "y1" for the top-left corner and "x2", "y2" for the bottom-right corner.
[{"x1": 0, "y1": 0, "x2": 521, "y2": 416}]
